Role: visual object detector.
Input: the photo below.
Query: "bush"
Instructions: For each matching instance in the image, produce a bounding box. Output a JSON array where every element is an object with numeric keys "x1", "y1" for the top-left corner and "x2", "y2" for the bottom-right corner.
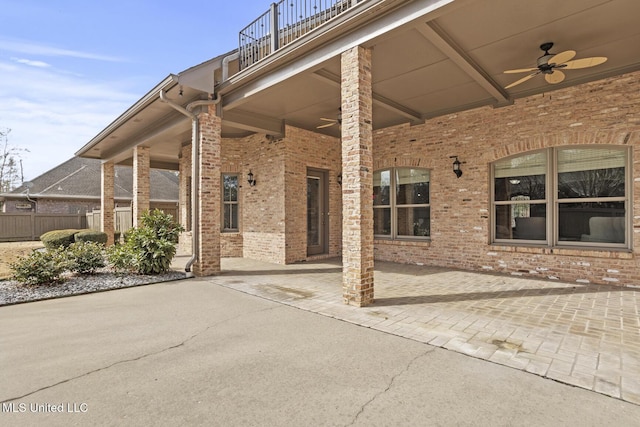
[
  {"x1": 67, "y1": 241, "x2": 106, "y2": 274},
  {"x1": 10, "y1": 248, "x2": 68, "y2": 286},
  {"x1": 106, "y1": 243, "x2": 136, "y2": 274},
  {"x1": 107, "y1": 209, "x2": 184, "y2": 275},
  {"x1": 40, "y1": 229, "x2": 81, "y2": 249},
  {"x1": 74, "y1": 230, "x2": 108, "y2": 245},
  {"x1": 141, "y1": 209, "x2": 182, "y2": 243}
]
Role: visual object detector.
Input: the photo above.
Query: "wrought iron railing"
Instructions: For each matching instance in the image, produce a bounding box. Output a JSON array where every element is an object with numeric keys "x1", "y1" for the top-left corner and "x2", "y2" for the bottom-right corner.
[{"x1": 239, "y1": 0, "x2": 362, "y2": 70}]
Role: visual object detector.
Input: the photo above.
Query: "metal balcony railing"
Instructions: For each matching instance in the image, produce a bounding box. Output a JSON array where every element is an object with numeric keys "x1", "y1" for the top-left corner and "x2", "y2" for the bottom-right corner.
[{"x1": 239, "y1": 0, "x2": 362, "y2": 70}]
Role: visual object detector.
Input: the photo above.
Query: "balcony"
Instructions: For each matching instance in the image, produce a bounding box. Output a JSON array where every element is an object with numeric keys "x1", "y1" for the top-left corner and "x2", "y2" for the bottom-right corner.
[{"x1": 239, "y1": 0, "x2": 363, "y2": 70}]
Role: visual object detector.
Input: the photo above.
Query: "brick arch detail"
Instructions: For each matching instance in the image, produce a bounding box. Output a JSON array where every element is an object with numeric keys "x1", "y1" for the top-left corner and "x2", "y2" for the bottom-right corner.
[
  {"x1": 374, "y1": 157, "x2": 431, "y2": 170},
  {"x1": 490, "y1": 130, "x2": 640, "y2": 162}
]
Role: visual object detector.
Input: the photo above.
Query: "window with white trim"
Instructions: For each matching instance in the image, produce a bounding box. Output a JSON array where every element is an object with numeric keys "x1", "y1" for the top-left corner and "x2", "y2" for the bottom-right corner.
[
  {"x1": 492, "y1": 146, "x2": 628, "y2": 248},
  {"x1": 222, "y1": 174, "x2": 239, "y2": 232},
  {"x1": 374, "y1": 167, "x2": 430, "y2": 239}
]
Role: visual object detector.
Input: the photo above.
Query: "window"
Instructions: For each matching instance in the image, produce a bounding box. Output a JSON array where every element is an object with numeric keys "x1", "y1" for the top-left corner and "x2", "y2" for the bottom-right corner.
[
  {"x1": 222, "y1": 174, "x2": 239, "y2": 231},
  {"x1": 492, "y1": 146, "x2": 628, "y2": 248},
  {"x1": 374, "y1": 167, "x2": 430, "y2": 239}
]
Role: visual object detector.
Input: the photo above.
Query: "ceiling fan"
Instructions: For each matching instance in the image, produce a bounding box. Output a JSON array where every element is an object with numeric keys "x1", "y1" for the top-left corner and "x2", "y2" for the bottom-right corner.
[
  {"x1": 316, "y1": 109, "x2": 342, "y2": 130},
  {"x1": 504, "y1": 42, "x2": 607, "y2": 89}
]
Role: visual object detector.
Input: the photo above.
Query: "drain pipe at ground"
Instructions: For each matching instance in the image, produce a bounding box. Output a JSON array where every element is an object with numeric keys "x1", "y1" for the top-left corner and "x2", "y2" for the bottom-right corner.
[{"x1": 159, "y1": 90, "x2": 220, "y2": 276}]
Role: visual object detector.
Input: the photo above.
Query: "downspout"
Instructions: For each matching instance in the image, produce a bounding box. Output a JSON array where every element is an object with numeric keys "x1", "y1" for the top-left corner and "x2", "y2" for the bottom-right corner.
[
  {"x1": 222, "y1": 52, "x2": 239, "y2": 82},
  {"x1": 159, "y1": 90, "x2": 221, "y2": 275}
]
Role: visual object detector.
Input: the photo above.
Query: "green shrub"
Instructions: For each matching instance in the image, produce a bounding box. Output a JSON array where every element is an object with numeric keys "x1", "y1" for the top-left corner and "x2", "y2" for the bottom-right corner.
[
  {"x1": 10, "y1": 248, "x2": 68, "y2": 286},
  {"x1": 141, "y1": 209, "x2": 182, "y2": 243},
  {"x1": 40, "y1": 229, "x2": 81, "y2": 249},
  {"x1": 106, "y1": 243, "x2": 136, "y2": 274},
  {"x1": 107, "y1": 209, "x2": 184, "y2": 275},
  {"x1": 74, "y1": 230, "x2": 108, "y2": 245},
  {"x1": 67, "y1": 241, "x2": 106, "y2": 274}
]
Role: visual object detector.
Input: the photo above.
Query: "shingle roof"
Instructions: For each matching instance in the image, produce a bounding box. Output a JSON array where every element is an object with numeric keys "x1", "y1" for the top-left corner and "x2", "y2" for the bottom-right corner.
[{"x1": 6, "y1": 157, "x2": 178, "y2": 201}]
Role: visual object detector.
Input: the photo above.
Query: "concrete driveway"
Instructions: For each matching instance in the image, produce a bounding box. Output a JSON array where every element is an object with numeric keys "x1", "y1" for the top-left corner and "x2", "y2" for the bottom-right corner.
[{"x1": 1, "y1": 277, "x2": 640, "y2": 426}]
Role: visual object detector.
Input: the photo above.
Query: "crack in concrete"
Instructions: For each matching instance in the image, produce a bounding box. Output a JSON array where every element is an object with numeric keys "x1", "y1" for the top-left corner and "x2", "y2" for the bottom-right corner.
[
  {"x1": 1, "y1": 305, "x2": 281, "y2": 403},
  {"x1": 348, "y1": 347, "x2": 436, "y2": 426}
]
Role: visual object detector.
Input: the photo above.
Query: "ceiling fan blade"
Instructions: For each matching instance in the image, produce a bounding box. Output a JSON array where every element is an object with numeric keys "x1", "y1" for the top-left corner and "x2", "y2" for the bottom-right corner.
[
  {"x1": 561, "y1": 56, "x2": 608, "y2": 70},
  {"x1": 548, "y1": 50, "x2": 576, "y2": 66},
  {"x1": 545, "y1": 70, "x2": 565, "y2": 84},
  {"x1": 316, "y1": 122, "x2": 336, "y2": 129},
  {"x1": 504, "y1": 67, "x2": 538, "y2": 74},
  {"x1": 505, "y1": 72, "x2": 538, "y2": 89},
  {"x1": 319, "y1": 117, "x2": 336, "y2": 122}
]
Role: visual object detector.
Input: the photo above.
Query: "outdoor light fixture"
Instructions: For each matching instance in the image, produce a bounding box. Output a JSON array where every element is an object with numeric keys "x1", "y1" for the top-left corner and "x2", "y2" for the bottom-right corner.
[
  {"x1": 337, "y1": 173, "x2": 342, "y2": 185},
  {"x1": 450, "y1": 156, "x2": 463, "y2": 178},
  {"x1": 247, "y1": 170, "x2": 256, "y2": 187}
]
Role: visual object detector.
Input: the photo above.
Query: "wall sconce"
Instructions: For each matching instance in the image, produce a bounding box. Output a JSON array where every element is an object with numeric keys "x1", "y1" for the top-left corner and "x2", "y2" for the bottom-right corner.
[
  {"x1": 337, "y1": 173, "x2": 342, "y2": 186},
  {"x1": 247, "y1": 170, "x2": 256, "y2": 187},
  {"x1": 450, "y1": 156, "x2": 463, "y2": 178}
]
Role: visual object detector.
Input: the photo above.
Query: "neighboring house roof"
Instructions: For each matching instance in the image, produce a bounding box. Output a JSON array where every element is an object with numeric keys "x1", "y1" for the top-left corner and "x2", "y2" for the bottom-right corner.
[{"x1": 3, "y1": 157, "x2": 178, "y2": 201}]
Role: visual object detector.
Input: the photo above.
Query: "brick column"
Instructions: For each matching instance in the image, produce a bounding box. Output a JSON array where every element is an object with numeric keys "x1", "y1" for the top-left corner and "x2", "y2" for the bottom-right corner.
[
  {"x1": 178, "y1": 143, "x2": 192, "y2": 254},
  {"x1": 341, "y1": 45, "x2": 374, "y2": 307},
  {"x1": 101, "y1": 161, "x2": 115, "y2": 246},
  {"x1": 193, "y1": 105, "x2": 221, "y2": 276},
  {"x1": 133, "y1": 145, "x2": 150, "y2": 227}
]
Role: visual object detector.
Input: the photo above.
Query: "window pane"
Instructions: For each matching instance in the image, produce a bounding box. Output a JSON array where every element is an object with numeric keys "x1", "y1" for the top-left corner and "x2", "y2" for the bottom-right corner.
[
  {"x1": 495, "y1": 205, "x2": 546, "y2": 240},
  {"x1": 397, "y1": 207, "x2": 430, "y2": 237},
  {"x1": 494, "y1": 152, "x2": 546, "y2": 178},
  {"x1": 224, "y1": 204, "x2": 237, "y2": 230},
  {"x1": 495, "y1": 174, "x2": 546, "y2": 201},
  {"x1": 560, "y1": 202, "x2": 625, "y2": 243},
  {"x1": 374, "y1": 207, "x2": 391, "y2": 235},
  {"x1": 396, "y1": 168, "x2": 429, "y2": 205},
  {"x1": 223, "y1": 175, "x2": 238, "y2": 202},
  {"x1": 374, "y1": 170, "x2": 391, "y2": 206},
  {"x1": 558, "y1": 148, "x2": 625, "y2": 199}
]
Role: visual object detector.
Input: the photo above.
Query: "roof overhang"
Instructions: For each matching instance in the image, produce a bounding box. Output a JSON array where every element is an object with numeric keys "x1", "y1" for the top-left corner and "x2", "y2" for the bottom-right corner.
[{"x1": 76, "y1": 0, "x2": 640, "y2": 166}]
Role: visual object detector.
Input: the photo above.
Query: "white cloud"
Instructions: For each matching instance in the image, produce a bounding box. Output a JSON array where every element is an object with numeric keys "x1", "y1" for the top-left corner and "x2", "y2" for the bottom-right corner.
[
  {"x1": 0, "y1": 60, "x2": 139, "y2": 181},
  {"x1": 0, "y1": 38, "x2": 125, "y2": 62},
  {"x1": 11, "y1": 57, "x2": 51, "y2": 68}
]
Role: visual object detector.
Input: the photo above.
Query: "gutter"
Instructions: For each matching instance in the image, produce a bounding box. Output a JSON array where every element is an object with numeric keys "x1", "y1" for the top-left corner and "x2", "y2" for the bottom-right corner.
[
  {"x1": 75, "y1": 75, "x2": 178, "y2": 157},
  {"x1": 159, "y1": 90, "x2": 221, "y2": 276}
]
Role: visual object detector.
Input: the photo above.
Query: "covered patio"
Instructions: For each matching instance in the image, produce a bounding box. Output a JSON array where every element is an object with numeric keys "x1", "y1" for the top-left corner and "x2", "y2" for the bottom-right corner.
[
  {"x1": 76, "y1": 0, "x2": 640, "y2": 307},
  {"x1": 202, "y1": 256, "x2": 640, "y2": 404}
]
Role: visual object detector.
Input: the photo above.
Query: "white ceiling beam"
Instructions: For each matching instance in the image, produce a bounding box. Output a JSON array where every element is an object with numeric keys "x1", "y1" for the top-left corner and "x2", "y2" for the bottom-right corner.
[
  {"x1": 415, "y1": 21, "x2": 510, "y2": 105},
  {"x1": 222, "y1": 109, "x2": 284, "y2": 137},
  {"x1": 220, "y1": 0, "x2": 468, "y2": 110},
  {"x1": 312, "y1": 69, "x2": 423, "y2": 124}
]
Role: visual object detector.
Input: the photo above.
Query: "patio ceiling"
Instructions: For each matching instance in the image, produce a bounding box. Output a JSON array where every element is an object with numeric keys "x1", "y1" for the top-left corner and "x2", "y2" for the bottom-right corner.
[{"x1": 77, "y1": 0, "x2": 640, "y2": 167}]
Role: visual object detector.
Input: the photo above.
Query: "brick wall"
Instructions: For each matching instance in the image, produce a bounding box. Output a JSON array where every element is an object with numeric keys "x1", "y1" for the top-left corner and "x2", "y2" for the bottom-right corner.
[
  {"x1": 284, "y1": 125, "x2": 342, "y2": 263},
  {"x1": 2, "y1": 198, "x2": 96, "y2": 214},
  {"x1": 372, "y1": 70, "x2": 640, "y2": 287},
  {"x1": 240, "y1": 134, "x2": 287, "y2": 263}
]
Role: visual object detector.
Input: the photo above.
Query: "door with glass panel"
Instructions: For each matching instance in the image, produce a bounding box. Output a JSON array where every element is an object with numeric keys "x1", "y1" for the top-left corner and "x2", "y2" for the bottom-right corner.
[{"x1": 307, "y1": 169, "x2": 329, "y2": 256}]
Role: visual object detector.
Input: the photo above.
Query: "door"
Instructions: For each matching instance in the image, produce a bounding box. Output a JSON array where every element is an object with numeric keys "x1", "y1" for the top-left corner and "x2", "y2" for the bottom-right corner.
[{"x1": 307, "y1": 169, "x2": 329, "y2": 256}]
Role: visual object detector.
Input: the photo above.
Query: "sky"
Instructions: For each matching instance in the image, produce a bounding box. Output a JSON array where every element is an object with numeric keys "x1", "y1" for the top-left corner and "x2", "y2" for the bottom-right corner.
[{"x1": 0, "y1": 0, "x2": 269, "y2": 182}]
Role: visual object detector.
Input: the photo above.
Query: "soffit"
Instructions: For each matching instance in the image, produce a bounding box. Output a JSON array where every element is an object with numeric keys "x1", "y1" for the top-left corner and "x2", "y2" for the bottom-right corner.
[{"x1": 79, "y1": 0, "x2": 640, "y2": 165}]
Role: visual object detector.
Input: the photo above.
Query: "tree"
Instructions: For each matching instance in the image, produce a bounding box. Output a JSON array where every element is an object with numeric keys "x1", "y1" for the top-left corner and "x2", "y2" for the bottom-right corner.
[{"x1": 0, "y1": 128, "x2": 29, "y2": 193}]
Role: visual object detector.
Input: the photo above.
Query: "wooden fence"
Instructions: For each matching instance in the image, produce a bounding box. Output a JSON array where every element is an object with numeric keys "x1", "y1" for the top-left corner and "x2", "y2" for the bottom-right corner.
[
  {"x1": 86, "y1": 206, "x2": 178, "y2": 233},
  {"x1": 0, "y1": 213, "x2": 87, "y2": 242}
]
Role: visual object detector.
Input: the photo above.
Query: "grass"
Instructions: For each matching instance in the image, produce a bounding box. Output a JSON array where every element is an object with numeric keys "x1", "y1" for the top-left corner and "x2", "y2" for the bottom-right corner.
[{"x1": 0, "y1": 241, "x2": 45, "y2": 280}]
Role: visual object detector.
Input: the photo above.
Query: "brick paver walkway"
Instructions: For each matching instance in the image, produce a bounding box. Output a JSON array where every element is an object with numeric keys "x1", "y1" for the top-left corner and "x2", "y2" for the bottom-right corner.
[{"x1": 205, "y1": 258, "x2": 640, "y2": 405}]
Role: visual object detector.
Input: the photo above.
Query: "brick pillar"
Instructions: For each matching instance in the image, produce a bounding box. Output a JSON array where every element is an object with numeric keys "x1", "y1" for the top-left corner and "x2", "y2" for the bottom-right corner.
[
  {"x1": 178, "y1": 143, "x2": 192, "y2": 254},
  {"x1": 193, "y1": 105, "x2": 221, "y2": 276},
  {"x1": 341, "y1": 45, "x2": 374, "y2": 307},
  {"x1": 101, "y1": 161, "x2": 115, "y2": 246},
  {"x1": 133, "y1": 145, "x2": 150, "y2": 227}
]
